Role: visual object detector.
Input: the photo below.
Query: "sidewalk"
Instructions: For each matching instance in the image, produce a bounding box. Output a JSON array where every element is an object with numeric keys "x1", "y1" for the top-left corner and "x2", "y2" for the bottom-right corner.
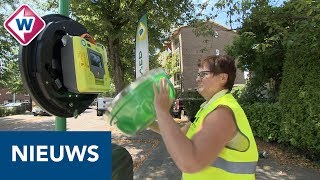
[{"x1": 99, "y1": 116, "x2": 320, "y2": 180}]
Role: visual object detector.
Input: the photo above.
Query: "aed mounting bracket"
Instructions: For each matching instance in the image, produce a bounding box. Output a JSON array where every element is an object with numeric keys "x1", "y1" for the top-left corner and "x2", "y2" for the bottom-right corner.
[{"x1": 19, "y1": 14, "x2": 97, "y2": 117}]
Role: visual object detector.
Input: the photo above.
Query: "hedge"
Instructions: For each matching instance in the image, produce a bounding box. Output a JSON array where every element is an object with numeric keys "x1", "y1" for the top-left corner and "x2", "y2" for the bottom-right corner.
[
  {"x1": 180, "y1": 91, "x2": 205, "y2": 121},
  {"x1": 0, "y1": 107, "x2": 26, "y2": 117},
  {"x1": 278, "y1": 21, "x2": 320, "y2": 155},
  {"x1": 183, "y1": 98, "x2": 205, "y2": 122},
  {"x1": 242, "y1": 103, "x2": 281, "y2": 142}
]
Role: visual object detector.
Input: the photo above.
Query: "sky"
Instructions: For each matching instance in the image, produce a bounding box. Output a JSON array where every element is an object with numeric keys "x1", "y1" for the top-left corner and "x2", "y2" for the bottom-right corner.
[{"x1": 193, "y1": 0, "x2": 287, "y2": 29}]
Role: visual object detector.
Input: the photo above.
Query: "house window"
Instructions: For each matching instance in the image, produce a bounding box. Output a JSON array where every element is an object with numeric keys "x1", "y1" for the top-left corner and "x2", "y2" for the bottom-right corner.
[
  {"x1": 214, "y1": 31, "x2": 219, "y2": 38},
  {"x1": 174, "y1": 73, "x2": 181, "y2": 86},
  {"x1": 215, "y1": 49, "x2": 220, "y2": 55},
  {"x1": 174, "y1": 38, "x2": 180, "y2": 50}
]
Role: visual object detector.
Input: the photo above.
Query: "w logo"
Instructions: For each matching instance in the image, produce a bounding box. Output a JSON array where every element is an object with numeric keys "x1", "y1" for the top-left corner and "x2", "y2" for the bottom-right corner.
[
  {"x1": 16, "y1": 18, "x2": 34, "y2": 31},
  {"x1": 4, "y1": 4, "x2": 45, "y2": 46}
]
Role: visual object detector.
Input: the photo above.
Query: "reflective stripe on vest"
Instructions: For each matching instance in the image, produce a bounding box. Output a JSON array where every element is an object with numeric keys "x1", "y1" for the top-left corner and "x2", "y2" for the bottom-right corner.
[{"x1": 212, "y1": 157, "x2": 257, "y2": 174}]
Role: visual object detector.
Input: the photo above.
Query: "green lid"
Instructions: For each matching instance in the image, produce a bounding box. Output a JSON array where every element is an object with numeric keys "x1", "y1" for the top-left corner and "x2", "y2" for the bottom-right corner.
[{"x1": 109, "y1": 68, "x2": 175, "y2": 135}]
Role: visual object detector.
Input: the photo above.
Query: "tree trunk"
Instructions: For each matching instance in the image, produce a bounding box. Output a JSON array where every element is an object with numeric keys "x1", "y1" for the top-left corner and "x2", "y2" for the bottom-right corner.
[{"x1": 107, "y1": 37, "x2": 125, "y2": 93}]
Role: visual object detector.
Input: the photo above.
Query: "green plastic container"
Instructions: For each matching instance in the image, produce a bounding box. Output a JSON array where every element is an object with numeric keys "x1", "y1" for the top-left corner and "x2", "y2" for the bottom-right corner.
[{"x1": 109, "y1": 68, "x2": 175, "y2": 135}]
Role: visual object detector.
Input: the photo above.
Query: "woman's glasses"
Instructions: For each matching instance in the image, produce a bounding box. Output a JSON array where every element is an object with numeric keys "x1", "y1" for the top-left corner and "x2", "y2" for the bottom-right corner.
[{"x1": 197, "y1": 71, "x2": 212, "y2": 79}]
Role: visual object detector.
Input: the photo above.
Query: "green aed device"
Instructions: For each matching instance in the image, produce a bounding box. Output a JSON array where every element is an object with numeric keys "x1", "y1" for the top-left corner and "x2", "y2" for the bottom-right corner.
[{"x1": 61, "y1": 35, "x2": 110, "y2": 93}]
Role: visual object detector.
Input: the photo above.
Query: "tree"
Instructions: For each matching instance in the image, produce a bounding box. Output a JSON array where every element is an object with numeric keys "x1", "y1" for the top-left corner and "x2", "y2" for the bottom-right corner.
[
  {"x1": 0, "y1": 53, "x2": 24, "y2": 93},
  {"x1": 221, "y1": 1, "x2": 293, "y2": 103},
  {"x1": 278, "y1": 0, "x2": 320, "y2": 156},
  {"x1": 1, "y1": 0, "x2": 49, "y2": 95},
  {"x1": 228, "y1": 5, "x2": 286, "y2": 88},
  {"x1": 68, "y1": 0, "x2": 195, "y2": 93},
  {"x1": 157, "y1": 50, "x2": 180, "y2": 78},
  {"x1": 0, "y1": 0, "x2": 22, "y2": 92}
]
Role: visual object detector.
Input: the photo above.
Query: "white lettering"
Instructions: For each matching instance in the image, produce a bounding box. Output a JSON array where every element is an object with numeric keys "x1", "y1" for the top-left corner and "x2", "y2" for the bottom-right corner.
[
  {"x1": 11, "y1": 145, "x2": 99, "y2": 162},
  {"x1": 37, "y1": 145, "x2": 48, "y2": 162},
  {"x1": 65, "y1": 145, "x2": 87, "y2": 162},
  {"x1": 87, "y1": 145, "x2": 99, "y2": 162},
  {"x1": 12, "y1": 145, "x2": 27, "y2": 162},
  {"x1": 50, "y1": 145, "x2": 64, "y2": 162},
  {"x1": 30, "y1": 145, "x2": 34, "y2": 162}
]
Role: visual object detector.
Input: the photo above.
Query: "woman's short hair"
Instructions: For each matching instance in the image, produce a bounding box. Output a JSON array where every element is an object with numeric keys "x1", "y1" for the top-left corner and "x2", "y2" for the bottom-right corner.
[{"x1": 198, "y1": 55, "x2": 236, "y2": 91}]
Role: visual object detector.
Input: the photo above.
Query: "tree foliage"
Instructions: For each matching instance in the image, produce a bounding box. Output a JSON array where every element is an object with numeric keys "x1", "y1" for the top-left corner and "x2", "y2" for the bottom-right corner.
[
  {"x1": 157, "y1": 50, "x2": 180, "y2": 78},
  {"x1": 0, "y1": 0, "x2": 23, "y2": 92},
  {"x1": 278, "y1": 0, "x2": 320, "y2": 157},
  {"x1": 223, "y1": 0, "x2": 320, "y2": 157},
  {"x1": 0, "y1": 2, "x2": 14, "y2": 63},
  {"x1": 219, "y1": 1, "x2": 289, "y2": 103}
]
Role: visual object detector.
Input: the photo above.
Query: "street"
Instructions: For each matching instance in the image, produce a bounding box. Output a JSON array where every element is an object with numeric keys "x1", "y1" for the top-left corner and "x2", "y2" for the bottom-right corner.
[{"x1": 0, "y1": 108, "x2": 108, "y2": 131}]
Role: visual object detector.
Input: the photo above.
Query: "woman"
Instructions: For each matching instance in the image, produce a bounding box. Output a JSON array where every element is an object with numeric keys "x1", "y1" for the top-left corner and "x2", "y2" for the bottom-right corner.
[{"x1": 151, "y1": 55, "x2": 258, "y2": 179}]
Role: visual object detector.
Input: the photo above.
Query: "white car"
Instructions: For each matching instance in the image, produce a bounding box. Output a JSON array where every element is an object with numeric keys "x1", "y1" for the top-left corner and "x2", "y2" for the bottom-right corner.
[
  {"x1": 96, "y1": 97, "x2": 113, "y2": 116},
  {"x1": 32, "y1": 106, "x2": 50, "y2": 116},
  {"x1": 4, "y1": 102, "x2": 23, "y2": 108}
]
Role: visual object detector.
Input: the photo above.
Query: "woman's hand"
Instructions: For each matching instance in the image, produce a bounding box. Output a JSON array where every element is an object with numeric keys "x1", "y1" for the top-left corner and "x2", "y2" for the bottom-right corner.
[{"x1": 153, "y1": 78, "x2": 173, "y2": 117}]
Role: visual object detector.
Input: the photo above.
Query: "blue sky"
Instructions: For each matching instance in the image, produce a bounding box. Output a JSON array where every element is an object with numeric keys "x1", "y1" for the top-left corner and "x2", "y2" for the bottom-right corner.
[{"x1": 193, "y1": 0, "x2": 287, "y2": 29}]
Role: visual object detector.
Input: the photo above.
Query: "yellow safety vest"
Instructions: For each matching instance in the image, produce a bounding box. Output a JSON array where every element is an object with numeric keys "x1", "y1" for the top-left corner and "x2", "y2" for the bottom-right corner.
[{"x1": 183, "y1": 93, "x2": 258, "y2": 180}]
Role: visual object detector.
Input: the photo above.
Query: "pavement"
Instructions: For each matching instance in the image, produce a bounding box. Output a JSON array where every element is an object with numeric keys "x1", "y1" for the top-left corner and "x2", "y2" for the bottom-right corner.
[{"x1": 0, "y1": 108, "x2": 320, "y2": 179}]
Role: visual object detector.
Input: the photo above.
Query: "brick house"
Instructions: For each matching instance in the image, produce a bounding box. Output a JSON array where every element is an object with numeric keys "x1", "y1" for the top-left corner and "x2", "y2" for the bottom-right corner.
[
  {"x1": 0, "y1": 88, "x2": 30, "y2": 105},
  {"x1": 164, "y1": 22, "x2": 245, "y2": 93}
]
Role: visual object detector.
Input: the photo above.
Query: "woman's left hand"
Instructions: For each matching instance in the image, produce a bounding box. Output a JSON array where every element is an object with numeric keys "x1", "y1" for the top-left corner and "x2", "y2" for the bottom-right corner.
[{"x1": 153, "y1": 78, "x2": 173, "y2": 116}]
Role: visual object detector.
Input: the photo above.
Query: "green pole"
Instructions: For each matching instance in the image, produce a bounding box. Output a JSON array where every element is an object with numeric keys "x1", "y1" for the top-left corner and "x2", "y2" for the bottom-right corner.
[
  {"x1": 59, "y1": 0, "x2": 69, "y2": 17},
  {"x1": 55, "y1": 0, "x2": 69, "y2": 131},
  {"x1": 55, "y1": 116, "x2": 66, "y2": 131}
]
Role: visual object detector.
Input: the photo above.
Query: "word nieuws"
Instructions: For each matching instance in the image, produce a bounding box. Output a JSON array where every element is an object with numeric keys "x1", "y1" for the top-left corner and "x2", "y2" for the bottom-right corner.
[{"x1": 12, "y1": 145, "x2": 99, "y2": 162}]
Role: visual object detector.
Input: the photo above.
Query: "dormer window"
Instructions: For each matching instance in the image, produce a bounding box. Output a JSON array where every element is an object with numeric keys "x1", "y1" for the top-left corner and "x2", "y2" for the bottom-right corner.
[{"x1": 214, "y1": 31, "x2": 219, "y2": 38}]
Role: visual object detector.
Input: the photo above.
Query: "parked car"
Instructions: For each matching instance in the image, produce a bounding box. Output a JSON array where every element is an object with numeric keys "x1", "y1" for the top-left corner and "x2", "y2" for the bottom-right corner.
[
  {"x1": 4, "y1": 102, "x2": 27, "y2": 113},
  {"x1": 171, "y1": 98, "x2": 187, "y2": 119},
  {"x1": 97, "y1": 97, "x2": 114, "y2": 116},
  {"x1": 32, "y1": 106, "x2": 50, "y2": 116},
  {"x1": 4, "y1": 102, "x2": 22, "y2": 108},
  {"x1": 21, "y1": 102, "x2": 32, "y2": 112},
  {"x1": 171, "y1": 97, "x2": 205, "y2": 120}
]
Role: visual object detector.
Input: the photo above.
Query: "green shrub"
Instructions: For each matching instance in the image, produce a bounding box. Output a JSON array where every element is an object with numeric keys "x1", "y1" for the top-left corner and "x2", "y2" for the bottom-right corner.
[
  {"x1": 0, "y1": 107, "x2": 25, "y2": 117},
  {"x1": 237, "y1": 79, "x2": 278, "y2": 105},
  {"x1": 279, "y1": 20, "x2": 320, "y2": 156},
  {"x1": 184, "y1": 99, "x2": 205, "y2": 121},
  {"x1": 181, "y1": 91, "x2": 205, "y2": 121},
  {"x1": 242, "y1": 102, "x2": 281, "y2": 142},
  {"x1": 0, "y1": 107, "x2": 4, "y2": 117}
]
